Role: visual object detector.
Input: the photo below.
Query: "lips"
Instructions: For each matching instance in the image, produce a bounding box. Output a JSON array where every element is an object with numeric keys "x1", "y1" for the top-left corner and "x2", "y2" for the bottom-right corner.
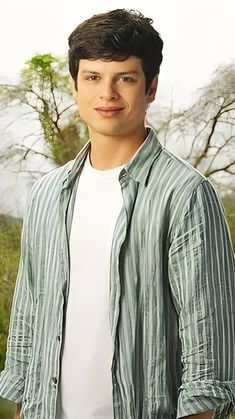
[{"x1": 95, "y1": 107, "x2": 124, "y2": 117}]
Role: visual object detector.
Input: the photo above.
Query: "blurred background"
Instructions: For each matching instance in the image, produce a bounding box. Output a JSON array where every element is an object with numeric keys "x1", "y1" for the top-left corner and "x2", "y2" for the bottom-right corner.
[{"x1": 0, "y1": 0, "x2": 234, "y2": 417}]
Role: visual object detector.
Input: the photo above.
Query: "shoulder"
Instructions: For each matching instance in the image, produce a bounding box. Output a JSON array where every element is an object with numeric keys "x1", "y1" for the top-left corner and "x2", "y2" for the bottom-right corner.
[
  {"x1": 149, "y1": 144, "x2": 208, "y2": 204},
  {"x1": 23, "y1": 160, "x2": 74, "y2": 225},
  {"x1": 150, "y1": 145, "x2": 223, "y2": 230},
  {"x1": 29, "y1": 140, "x2": 90, "y2": 203},
  {"x1": 160, "y1": 148, "x2": 220, "y2": 205},
  {"x1": 30, "y1": 160, "x2": 74, "y2": 202},
  {"x1": 161, "y1": 147, "x2": 205, "y2": 188}
]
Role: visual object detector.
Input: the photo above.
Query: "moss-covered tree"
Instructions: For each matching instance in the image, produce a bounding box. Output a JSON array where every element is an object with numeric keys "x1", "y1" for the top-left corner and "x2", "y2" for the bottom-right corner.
[{"x1": 0, "y1": 53, "x2": 88, "y2": 166}]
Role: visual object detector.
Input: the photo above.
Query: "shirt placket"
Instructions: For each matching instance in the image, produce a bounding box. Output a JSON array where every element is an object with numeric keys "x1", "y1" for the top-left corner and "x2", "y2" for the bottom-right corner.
[{"x1": 110, "y1": 170, "x2": 139, "y2": 418}]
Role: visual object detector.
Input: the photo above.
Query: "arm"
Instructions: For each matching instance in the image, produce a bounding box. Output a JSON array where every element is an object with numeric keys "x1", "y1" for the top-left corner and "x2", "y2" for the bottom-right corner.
[
  {"x1": 0, "y1": 195, "x2": 35, "y2": 403},
  {"x1": 169, "y1": 180, "x2": 235, "y2": 418}
]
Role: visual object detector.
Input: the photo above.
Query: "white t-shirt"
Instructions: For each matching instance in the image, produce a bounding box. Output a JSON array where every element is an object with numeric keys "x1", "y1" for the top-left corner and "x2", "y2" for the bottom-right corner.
[{"x1": 56, "y1": 155, "x2": 124, "y2": 419}]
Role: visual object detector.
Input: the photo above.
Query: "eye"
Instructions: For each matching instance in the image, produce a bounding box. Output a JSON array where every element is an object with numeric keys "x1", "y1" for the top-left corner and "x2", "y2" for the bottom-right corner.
[
  {"x1": 86, "y1": 75, "x2": 100, "y2": 81},
  {"x1": 120, "y1": 76, "x2": 135, "y2": 83}
]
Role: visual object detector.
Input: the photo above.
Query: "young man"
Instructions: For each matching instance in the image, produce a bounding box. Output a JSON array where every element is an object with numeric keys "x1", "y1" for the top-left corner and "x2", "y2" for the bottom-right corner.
[{"x1": 0, "y1": 8, "x2": 234, "y2": 419}]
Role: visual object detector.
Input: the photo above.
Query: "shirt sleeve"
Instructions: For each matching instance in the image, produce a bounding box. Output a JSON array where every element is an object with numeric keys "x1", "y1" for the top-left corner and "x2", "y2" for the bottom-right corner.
[
  {"x1": 168, "y1": 179, "x2": 235, "y2": 418},
  {"x1": 0, "y1": 193, "x2": 35, "y2": 403}
]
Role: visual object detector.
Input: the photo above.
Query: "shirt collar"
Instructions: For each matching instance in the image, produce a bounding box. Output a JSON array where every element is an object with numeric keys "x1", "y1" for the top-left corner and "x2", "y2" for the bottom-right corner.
[
  {"x1": 61, "y1": 141, "x2": 91, "y2": 189},
  {"x1": 61, "y1": 126, "x2": 162, "y2": 189},
  {"x1": 123, "y1": 127, "x2": 162, "y2": 185}
]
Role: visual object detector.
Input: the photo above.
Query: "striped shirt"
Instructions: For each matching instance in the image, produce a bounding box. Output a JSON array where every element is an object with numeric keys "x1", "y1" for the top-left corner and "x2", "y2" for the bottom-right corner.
[{"x1": 0, "y1": 127, "x2": 234, "y2": 418}]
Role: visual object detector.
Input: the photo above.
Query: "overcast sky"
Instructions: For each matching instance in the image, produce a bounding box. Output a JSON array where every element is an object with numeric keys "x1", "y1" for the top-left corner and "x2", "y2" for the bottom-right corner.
[{"x1": 0, "y1": 0, "x2": 234, "y2": 108}]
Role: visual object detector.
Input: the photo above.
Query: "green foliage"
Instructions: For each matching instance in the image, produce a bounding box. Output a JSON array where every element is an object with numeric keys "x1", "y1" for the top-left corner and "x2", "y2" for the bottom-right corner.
[
  {"x1": 0, "y1": 53, "x2": 88, "y2": 166},
  {"x1": 21, "y1": 53, "x2": 88, "y2": 165},
  {"x1": 222, "y1": 195, "x2": 235, "y2": 250},
  {"x1": 0, "y1": 398, "x2": 15, "y2": 418},
  {"x1": 0, "y1": 215, "x2": 22, "y2": 371},
  {"x1": 53, "y1": 114, "x2": 88, "y2": 166},
  {"x1": 30, "y1": 54, "x2": 59, "y2": 72},
  {"x1": 20, "y1": 53, "x2": 69, "y2": 95}
]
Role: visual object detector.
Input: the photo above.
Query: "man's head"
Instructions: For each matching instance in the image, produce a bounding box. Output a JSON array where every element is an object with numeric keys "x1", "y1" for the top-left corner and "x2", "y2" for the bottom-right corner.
[{"x1": 68, "y1": 9, "x2": 163, "y2": 93}]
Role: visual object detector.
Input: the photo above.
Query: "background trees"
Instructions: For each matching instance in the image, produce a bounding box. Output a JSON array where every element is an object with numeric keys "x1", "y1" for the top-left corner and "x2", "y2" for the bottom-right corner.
[
  {"x1": 149, "y1": 62, "x2": 235, "y2": 193},
  {"x1": 1, "y1": 55, "x2": 234, "y2": 191},
  {"x1": 0, "y1": 53, "x2": 88, "y2": 166}
]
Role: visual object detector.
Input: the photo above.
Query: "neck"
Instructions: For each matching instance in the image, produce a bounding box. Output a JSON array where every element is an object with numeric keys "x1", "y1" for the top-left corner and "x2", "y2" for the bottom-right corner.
[{"x1": 89, "y1": 127, "x2": 147, "y2": 170}]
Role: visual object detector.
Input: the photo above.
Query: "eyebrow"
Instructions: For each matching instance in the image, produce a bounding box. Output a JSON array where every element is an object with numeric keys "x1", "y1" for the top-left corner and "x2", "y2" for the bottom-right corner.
[{"x1": 80, "y1": 70, "x2": 140, "y2": 76}]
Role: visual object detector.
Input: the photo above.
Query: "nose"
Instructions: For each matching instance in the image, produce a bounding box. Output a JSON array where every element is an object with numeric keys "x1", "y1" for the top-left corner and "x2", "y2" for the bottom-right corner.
[{"x1": 99, "y1": 80, "x2": 119, "y2": 101}]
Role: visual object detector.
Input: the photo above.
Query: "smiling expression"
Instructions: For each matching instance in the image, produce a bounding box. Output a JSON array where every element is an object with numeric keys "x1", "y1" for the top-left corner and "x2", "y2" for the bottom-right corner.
[{"x1": 74, "y1": 56, "x2": 158, "y2": 140}]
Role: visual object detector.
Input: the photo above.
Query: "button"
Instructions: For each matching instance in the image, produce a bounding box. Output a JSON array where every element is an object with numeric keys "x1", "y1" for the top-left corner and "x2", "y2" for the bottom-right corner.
[
  {"x1": 52, "y1": 377, "x2": 57, "y2": 384},
  {"x1": 57, "y1": 335, "x2": 61, "y2": 341}
]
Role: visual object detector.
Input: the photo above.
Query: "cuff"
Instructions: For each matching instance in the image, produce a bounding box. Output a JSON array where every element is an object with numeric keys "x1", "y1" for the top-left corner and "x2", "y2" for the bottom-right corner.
[
  {"x1": 177, "y1": 380, "x2": 235, "y2": 418},
  {"x1": 0, "y1": 368, "x2": 25, "y2": 403}
]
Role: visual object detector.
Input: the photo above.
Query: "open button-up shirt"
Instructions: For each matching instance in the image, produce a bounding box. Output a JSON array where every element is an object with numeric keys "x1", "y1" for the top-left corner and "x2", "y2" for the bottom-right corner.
[{"x1": 0, "y1": 128, "x2": 234, "y2": 418}]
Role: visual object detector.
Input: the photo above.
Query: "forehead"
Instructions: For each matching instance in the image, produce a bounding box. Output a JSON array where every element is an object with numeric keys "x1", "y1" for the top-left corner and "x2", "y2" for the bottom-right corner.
[{"x1": 78, "y1": 56, "x2": 144, "y2": 75}]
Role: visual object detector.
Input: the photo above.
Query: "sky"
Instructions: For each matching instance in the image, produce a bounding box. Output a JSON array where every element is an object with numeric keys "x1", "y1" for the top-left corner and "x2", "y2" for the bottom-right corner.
[{"x1": 0, "y1": 0, "x2": 234, "y2": 108}]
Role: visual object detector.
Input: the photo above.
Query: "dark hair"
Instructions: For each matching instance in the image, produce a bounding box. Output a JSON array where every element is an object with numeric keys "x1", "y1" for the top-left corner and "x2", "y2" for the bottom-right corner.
[{"x1": 68, "y1": 9, "x2": 163, "y2": 92}]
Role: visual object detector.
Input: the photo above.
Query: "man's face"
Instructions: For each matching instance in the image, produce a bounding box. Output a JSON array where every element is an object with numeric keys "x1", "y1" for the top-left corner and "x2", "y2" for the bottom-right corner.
[{"x1": 74, "y1": 56, "x2": 157, "y2": 139}]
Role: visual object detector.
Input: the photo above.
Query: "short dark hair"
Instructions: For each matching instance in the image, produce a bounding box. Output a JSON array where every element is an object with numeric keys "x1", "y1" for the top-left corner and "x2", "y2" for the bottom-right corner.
[{"x1": 68, "y1": 9, "x2": 163, "y2": 92}]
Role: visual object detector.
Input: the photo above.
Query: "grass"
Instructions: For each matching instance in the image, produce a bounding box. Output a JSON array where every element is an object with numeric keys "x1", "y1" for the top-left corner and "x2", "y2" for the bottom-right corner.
[
  {"x1": 222, "y1": 194, "x2": 235, "y2": 250},
  {"x1": 0, "y1": 398, "x2": 15, "y2": 418}
]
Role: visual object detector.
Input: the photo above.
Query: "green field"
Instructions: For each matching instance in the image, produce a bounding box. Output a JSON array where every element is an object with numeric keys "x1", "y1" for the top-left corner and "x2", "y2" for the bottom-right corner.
[{"x1": 0, "y1": 398, "x2": 15, "y2": 418}]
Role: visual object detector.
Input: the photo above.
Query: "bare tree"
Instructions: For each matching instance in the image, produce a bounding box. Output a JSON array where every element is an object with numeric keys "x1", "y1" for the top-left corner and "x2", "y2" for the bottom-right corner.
[{"x1": 149, "y1": 62, "x2": 235, "y2": 191}]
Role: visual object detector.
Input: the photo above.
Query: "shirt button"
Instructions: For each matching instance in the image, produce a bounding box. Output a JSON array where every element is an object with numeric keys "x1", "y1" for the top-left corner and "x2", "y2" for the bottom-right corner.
[
  {"x1": 57, "y1": 335, "x2": 61, "y2": 341},
  {"x1": 52, "y1": 377, "x2": 58, "y2": 384}
]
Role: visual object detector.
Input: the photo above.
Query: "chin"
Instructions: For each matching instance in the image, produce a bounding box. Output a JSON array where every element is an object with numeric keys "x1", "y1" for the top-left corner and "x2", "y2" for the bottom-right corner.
[{"x1": 90, "y1": 122, "x2": 129, "y2": 137}]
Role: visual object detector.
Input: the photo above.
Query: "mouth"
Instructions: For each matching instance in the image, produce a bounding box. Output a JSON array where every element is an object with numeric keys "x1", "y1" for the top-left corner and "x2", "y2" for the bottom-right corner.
[{"x1": 95, "y1": 107, "x2": 124, "y2": 117}]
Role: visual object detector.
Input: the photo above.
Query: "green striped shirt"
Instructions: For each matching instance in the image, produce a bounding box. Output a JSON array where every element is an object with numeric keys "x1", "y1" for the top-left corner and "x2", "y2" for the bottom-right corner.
[{"x1": 0, "y1": 127, "x2": 235, "y2": 418}]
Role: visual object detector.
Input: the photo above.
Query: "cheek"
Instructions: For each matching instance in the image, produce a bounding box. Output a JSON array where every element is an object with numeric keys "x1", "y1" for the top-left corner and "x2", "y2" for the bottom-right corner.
[
  {"x1": 129, "y1": 92, "x2": 148, "y2": 115},
  {"x1": 76, "y1": 93, "x2": 92, "y2": 113},
  {"x1": 76, "y1": 85, "x2": 93, "y2": 102}
]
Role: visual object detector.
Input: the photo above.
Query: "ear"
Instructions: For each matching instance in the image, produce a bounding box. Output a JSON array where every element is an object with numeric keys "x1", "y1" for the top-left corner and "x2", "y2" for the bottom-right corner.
[
  {"x1": 69, "y1": 75, "x2": 78, "y2": 100},
  {"x1": 146, "y1": 75, "x2": 158, "y2": 104}
]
